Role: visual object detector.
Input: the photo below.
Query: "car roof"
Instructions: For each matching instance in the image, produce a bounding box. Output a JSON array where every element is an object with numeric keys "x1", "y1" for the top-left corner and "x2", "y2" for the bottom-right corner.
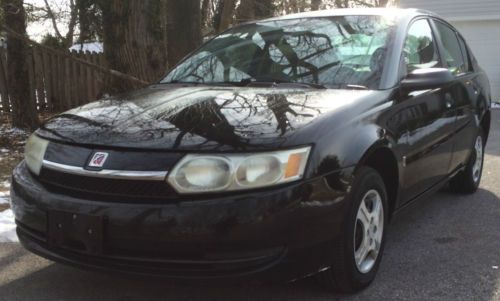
[{"x1": 261, "y1": 8, "x2": 441, "y2": 22}]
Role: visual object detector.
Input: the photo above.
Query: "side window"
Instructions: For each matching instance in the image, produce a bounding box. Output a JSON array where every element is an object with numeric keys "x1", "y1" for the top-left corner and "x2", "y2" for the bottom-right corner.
[
  {"x1": 434, "y1": 21, "x2": 466, "y2": 75},
  {"x1": 457, "y1": 35, "x2": 472, "y2": 72},
  {"x1": 404, "y1": 19, "x2": 440, "y2": 72}
]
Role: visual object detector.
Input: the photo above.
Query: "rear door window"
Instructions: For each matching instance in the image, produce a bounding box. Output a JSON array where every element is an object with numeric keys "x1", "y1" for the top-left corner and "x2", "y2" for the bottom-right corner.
[
  {"x1": 457, "y1": 35, "x2": 472, "y2": 72},
  {"x1": 434, "y1": 21, "x2": 467, "y2": 76}
]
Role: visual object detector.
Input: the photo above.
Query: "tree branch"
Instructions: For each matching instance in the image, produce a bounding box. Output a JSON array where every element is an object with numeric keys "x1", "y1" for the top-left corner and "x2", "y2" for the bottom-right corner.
[
  {"x1": 65, "y1": 0, "x2": 78, "y2": 45},
  {"x1": 43, "y1": 0, "x2": 64, "y2": 40}
]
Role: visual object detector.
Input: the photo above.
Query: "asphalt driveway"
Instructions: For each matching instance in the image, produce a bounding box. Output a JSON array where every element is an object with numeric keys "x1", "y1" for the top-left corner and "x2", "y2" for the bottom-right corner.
[{"x1": 0, "y1": 110, "x2": 499, "y2": 301}]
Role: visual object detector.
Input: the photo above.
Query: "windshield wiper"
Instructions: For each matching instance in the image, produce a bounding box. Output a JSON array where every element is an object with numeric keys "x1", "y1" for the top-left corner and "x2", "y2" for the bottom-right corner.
[
  {"x1": 237, "y1": 77, "x2": 327, "y2": 89},
  {"x1": 161, "y1": 80, "x2": 202, "y2": 85},
  {"x1": 344, "y1": 84, "x2": 369, "y2": 90},
  {"x1": 163, "y1": 78, "x2": 327, "y2": 89}
]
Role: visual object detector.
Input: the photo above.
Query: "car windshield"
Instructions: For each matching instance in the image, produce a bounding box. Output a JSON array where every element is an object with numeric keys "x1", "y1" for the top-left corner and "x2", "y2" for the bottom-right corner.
[{"x1": 162, "y1": 15, "x2": 396, "y2": 89}]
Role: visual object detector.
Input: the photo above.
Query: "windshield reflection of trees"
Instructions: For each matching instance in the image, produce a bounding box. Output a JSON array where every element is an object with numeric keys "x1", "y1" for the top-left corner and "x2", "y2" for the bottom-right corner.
[{"x1": 165, "y1": 16, "x2": 393, "y2": 89}]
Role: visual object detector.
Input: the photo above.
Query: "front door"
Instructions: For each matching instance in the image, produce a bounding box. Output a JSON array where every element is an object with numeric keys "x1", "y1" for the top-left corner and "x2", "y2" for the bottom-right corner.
[{"x1": 397, "y1": 18, "x2": 456, "y2": 203}]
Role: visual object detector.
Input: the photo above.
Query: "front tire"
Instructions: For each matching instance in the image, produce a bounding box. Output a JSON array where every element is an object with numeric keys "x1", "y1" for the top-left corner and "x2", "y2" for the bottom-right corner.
[
  {"x1": 316, "y1": 167, "x2": 388, "y2": 293},
  {"x1": 450, "y1": 130, "x2": 485, "y2": 194}
]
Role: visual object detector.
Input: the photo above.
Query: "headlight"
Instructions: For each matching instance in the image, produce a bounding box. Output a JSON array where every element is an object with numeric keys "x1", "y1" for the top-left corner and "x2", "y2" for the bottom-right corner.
[
  {"x1": 168, "y1": 146, "x2": 311, "y2": 193},
  {"x1": 25, "y1": 134, "x2": 49, "y2": 175}
]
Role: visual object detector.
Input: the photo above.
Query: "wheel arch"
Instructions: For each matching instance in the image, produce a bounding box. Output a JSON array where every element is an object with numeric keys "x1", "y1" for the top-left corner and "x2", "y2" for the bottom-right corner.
[
  {"x1": 355, "y1": 142, "x2": 401, "y2": 220},
  {"x1": 481, "y1": 109, "x2": 491, "y2": 145}
]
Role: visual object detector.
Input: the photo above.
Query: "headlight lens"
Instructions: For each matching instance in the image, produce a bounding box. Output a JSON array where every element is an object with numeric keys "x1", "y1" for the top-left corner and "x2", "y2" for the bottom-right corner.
[
  {"x1": 174, "y1": 157, "x2": 231, "y2": 192},
  {"x1": 168, "y1": 146, "x2": 311, "y2": 193},
  {"x1": 25, "y1": 134, "x2": 49, "y2": 175},
  {"x1": 236, "y1": 156, "x2": 281, "y2": 187}
]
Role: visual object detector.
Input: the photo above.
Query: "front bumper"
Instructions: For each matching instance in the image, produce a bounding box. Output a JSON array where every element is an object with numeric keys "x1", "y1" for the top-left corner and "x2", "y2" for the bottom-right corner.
[{"x1": 11, "y1": 161, "x2": 353, "y2": 282}]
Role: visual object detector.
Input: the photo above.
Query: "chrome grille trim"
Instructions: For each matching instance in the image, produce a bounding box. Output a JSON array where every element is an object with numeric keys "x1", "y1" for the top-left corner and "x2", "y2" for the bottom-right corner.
[{"x1": 42, "y1": 160, "x2": 168, "y2": 181}]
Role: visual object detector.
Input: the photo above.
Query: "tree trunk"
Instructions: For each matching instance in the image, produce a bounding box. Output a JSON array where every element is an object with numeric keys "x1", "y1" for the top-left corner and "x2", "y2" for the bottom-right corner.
[
  {"x1": 237, "y1": 0, "x2": 275, "y2": 22},
  {"x1": 99, "y1": 0, "x2": 168, "y2": 94},
  {"x1": 254, "y1": 0, "x2": 275, "y2": 18},
  {"x1": 334, "y1": 0, "x2": 350, "y2": 8},
  {"x1": 217, "y1": 0, "x2": 237, "y2": 33},
  {"x1": 236, "y1": 0, "x2": 255, "y2": 23},
  {"x1": 311, "y1": 0, "x2": 322, "y2": 10},
  {"x1": 2, "y1": 0, "x2": 39, "y2": 130},
  {"x1": 201, "y1": 0, "x2": 211, "y2": 28},
  {"x1": 167, "y1": 0, "x2": 202, "y2": 68},
  {"x1": 377, "y1": 0, "x2": 390, "y2": 7}
]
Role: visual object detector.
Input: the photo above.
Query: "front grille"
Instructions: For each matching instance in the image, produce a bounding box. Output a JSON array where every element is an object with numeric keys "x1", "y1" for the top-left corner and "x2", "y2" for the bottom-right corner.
[{"x1": 38, "y1": 168, "x2": 179, "y2": 203}]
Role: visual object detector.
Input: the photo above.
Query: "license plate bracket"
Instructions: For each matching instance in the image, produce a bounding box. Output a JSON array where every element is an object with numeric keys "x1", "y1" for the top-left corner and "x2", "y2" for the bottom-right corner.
[{"x1": 48, "y1": 210, "x2": 104, "y2": 255}]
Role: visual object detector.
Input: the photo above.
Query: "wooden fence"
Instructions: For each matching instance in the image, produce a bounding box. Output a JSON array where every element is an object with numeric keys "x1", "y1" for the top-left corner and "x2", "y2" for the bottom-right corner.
[{"x1": 0, "y1": 47, "x2": 107, "y2": 113}]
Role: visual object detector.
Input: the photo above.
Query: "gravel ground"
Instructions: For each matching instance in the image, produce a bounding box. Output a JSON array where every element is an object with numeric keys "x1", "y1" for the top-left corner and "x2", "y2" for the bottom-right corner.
[{"x1": 0, "y1": 110, "x2": 499, "y2": 301}]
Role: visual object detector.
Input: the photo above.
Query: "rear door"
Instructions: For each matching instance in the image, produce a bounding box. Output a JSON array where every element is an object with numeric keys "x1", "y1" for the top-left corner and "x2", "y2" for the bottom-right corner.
[
  {"x1": 430, "y1": 19, "x2": 480, "y2": 172},
  {"x1": 396, "y1": 18, "x2": 456, "y2": 203}
]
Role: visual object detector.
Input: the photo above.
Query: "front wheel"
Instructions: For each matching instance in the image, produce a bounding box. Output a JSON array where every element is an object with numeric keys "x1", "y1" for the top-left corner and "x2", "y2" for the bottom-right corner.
[
  {"x1": 450, "y1": 130, "x2": 485, "y2": 194},
  {"x1": 316, "y1": 167, "x2": 387, "y2": 293}
]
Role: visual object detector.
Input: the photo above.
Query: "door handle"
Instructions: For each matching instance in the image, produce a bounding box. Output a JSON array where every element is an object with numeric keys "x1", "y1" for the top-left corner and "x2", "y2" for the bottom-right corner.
[
  {"x1": 446, "y1": 100, "x2": 453, "y2": 109},
  {"x1": 445, "y1": 94, "x2": 454, "y2": 109}
]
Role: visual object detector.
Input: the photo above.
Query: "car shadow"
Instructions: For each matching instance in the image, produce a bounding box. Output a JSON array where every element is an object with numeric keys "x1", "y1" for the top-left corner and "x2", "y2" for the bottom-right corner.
[{"x1": 1, "y1": 188, "x2": 500, "y2": 300}]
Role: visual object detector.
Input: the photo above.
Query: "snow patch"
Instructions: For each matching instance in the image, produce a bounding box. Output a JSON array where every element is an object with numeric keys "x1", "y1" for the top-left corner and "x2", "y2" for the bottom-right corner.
[
  {"x1": 0, "y1": 124, "x2": 29, "y2": 147},
  {"x1": 0, "y1": 192, "x2": 9, "y2": 205},
  {"x1": 0, "y1": 180, "x2": 10, "y2": 205},
  {"x1": 0, "y1": 180, "x2": 9, "y2": 205},
  {"x1": 0, "y1": 209, "x2": 18, "y2": 243},
  {"x1": 493, "y1": 102, "x2": 500, "y2": 109},
  {"x1": 69, "y1": 42, "x2": 103, "y2": 53}
]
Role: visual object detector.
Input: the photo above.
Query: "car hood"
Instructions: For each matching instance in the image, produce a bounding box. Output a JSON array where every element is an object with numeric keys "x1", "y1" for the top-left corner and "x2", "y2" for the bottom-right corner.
[{"x1": 37, "y1": 85, "x2": 378, "y2": 151}]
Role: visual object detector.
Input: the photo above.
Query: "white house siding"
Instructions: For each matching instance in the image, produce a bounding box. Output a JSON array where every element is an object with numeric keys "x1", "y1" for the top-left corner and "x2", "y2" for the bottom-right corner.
[
  {"x1": 453, "y1": 20, "x2": 500, "y2": 101},
  {"x1": 400, "y1": 0, "x2": 500, "y2": 101},
  {"x1": 399, "y1": 0, "x2": 500, "y2": 21}
]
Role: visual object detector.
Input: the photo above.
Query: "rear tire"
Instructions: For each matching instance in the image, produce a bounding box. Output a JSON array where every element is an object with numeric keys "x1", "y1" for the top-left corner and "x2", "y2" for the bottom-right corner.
[
  {"x1": 450, "y1": 130, "x2": 485, "y2": 194},
  {"x1": 316, "y1": 167, "x2": 388, "y2": 293}
]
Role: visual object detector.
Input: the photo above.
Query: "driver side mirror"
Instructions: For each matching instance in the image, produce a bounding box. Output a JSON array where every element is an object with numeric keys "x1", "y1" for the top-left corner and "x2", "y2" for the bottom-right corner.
[{"x1": 401, "y1": 68, "x2": 454, "y2": 92}]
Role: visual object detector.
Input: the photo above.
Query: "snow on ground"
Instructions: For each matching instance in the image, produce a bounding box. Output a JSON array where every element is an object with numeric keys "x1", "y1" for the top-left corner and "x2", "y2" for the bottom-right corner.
[
  {"x1": 0, "y1": 179, "x2": 16, "y2": 242},
  {"x1": 0, "y1": 124, "x2": 29, "y2": 138},
  {"x1": 0, "y1": 192, "x2": 9, "y2": 205},
  {"x1": 0, "y1": 179, "x2": 17, "y2": 242},
  {"x1": 0, "y1": 180, "x2": 10, "y2": 205},
  {"x1": 69, "y1": 42, "x2": 103, "y2": 53},
  {"x1": 493, "y1": 102, "x2": 500, "y2": 109},
  {"x1": 0, "y1": 209, "x2": 18, "y2": 243}
]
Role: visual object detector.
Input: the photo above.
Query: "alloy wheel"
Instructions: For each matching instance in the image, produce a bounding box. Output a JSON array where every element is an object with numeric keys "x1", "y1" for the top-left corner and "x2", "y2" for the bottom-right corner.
[
  {"x1": 472, "y1": 135, "x2": 483, "y2": 183},
  {"x1": 354, "y1": 189, "x2": 384, "y2": 274}
]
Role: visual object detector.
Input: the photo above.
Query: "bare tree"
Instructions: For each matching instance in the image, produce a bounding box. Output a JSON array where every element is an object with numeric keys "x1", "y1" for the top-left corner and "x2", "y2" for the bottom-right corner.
[
  {"x1": 167, "y1": 0, "x2": 202, "y2": 68},
  {"x1": 201, "y1": 0, "x2": 211, "y2": 28},
  {"x1": 99, "y1": 0, "x2": 169, "y2": 93},
  {"x1": 237, "y1": 0, "x2": 275, "y2": 22},
  {"x1": 217, "y1": 0, "x2": 237, "y2": 32},
  {"x1": 311, "y1": 0, "x2": 322, "y2": 10},
  {"x1": 26, "y1": 0, "x2": 79, "y2": 47},
  {"x1": 2, "y1": 0, "x2": 39, "y2": 129}
]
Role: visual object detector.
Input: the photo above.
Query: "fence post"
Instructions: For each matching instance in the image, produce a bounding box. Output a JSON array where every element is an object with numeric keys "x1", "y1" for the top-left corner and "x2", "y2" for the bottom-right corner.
[
  {"x1": 33, "y1": 46, "x2": 46, "y2": 111},
  {"x1": 41, "y1": 48, "x2": 54, "y2": 111},
  {"x1": 0, "y1": 48, "x2": 10, "y2": 113}
]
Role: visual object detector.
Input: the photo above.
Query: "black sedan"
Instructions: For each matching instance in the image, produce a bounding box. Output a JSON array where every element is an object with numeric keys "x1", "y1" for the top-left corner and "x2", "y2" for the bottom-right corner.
[{"x1": 11, "y1": 8, "x2": 491, "y2": 293}]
